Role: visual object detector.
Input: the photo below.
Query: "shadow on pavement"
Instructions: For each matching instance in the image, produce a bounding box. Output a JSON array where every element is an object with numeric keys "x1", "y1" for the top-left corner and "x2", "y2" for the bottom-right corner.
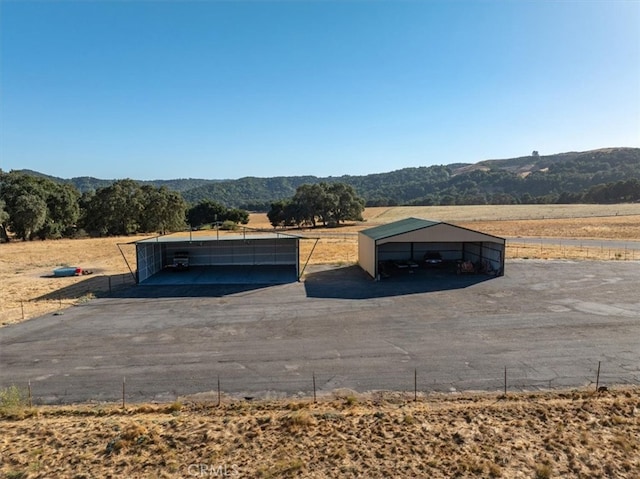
[
  {"x1": 108, "y1": 283, "x2": 276, "y2": 298},
  {"x1": 34, "y1": 273, "x2": 134, "y2": 302},
  {"x1": 304, "y1": 265, "x2": 496, "y2": 299}
]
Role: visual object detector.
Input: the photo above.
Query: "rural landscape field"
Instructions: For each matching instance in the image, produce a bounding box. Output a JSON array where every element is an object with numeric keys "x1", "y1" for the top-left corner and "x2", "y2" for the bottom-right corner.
[
  {"x1": 2, "y1": 204, "x2": 640, "y2": 478},
  {"x1": 2, "y1": 204, "x2": 640, "y2": 326}
]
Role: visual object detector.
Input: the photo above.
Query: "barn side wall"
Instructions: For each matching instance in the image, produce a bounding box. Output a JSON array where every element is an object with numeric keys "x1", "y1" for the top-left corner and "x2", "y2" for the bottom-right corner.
[
  {"x1": 358, "y1": 233, "x2": 377, "y2": 278},
  {"x1": 137, "y1": 243, "x2": 163, "y2": 283},
  {"x1": 161, "y1": 238, "x2": 298, "y2": 266}
]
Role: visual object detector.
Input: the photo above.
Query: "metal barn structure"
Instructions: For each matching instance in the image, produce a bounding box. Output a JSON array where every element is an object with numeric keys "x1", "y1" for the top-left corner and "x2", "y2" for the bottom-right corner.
[
  {"x1": 133, "y1": 231, "x2": 301, "y2": 285},
  {"x1": 358, "y1": 217, "x2": 505, "y2": 280}
]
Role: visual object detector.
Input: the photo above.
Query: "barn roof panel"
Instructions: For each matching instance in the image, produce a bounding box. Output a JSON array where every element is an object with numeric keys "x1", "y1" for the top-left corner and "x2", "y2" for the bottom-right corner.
[
  {"x1": 360, "y1": 217, "x2": 505, "y2": 243},
  {"x1": 360, "y1": 217, "x2": 440, "y2": 241},
  {"x1": 136, "y1": 233, "x2": 299, "y2": 244}
]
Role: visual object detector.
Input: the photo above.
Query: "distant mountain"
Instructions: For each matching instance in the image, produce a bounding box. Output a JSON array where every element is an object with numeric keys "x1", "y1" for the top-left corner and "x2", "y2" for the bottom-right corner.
[{"x1": 11, "y1": 147, "x2": 640, "y2": 208}]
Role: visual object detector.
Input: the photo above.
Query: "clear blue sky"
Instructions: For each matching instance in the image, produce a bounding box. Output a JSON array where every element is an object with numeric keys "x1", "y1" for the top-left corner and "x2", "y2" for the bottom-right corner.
[{"x1": 1, "y1": 0, "x2": 639, "y2": 181}]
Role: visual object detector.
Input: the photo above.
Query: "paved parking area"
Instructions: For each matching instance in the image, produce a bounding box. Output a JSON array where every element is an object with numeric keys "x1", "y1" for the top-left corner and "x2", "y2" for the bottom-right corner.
[{"x1": 1, "y1": 260, "x2": 639, "y2": 404}]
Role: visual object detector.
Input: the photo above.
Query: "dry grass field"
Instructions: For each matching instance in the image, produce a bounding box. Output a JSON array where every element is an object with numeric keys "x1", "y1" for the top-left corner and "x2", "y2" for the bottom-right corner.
[
  {"x1": 2, "y1": 205, "x2": 640, "y2": 325},
  {"x1": 1, "y1": 387, "x2": 639, "y2": 478},
  {"x1": 2, "y1": 205, "x2": 640, "y2": 478}
]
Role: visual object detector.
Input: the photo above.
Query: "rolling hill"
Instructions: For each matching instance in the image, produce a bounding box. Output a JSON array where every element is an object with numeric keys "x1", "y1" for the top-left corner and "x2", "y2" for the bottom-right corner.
[{"x1": 13, "y1": 147, "x2": 640, "y2": 208}]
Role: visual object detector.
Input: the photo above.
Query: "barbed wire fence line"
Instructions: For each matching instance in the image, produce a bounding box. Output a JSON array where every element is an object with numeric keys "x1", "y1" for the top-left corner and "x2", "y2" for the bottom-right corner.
[
  {"x1": 1, "y1": 273, "x2": 136, "y2": 325},
  {"x1": 4, "y1": 360, "x2": 633, "y2": 410}
]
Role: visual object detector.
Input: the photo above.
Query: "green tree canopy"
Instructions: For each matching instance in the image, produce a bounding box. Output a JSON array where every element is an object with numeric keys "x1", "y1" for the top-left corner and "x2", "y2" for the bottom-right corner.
[
  {"x1": 80, "y1": 179, "x2": 144, "y2": 236},
  {"x1": 267, "y1": 182, "x2": 365, "y2": 228},
  {"x1": 11, "y1": 194, "x2": 47, "y2": 240},
  {"x1": 0, "y1": 200, "x2": 8, "y2": 242},
  {"x1": 139, "y1": 185, "x2": 188, "y2": 234},
  {"x1": 80, "y1": 180, "x2": 189, "y2": 236},
  {"x1": 0, "y1": 171, "x2": 80, "y2": 240},
  {"x1": 186, "y1": 200, "x2": 249, "y2": 229}
]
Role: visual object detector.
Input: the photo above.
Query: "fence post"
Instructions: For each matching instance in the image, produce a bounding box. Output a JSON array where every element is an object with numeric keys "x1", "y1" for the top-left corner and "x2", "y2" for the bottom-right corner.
[
  {"x1": 504, "y1": 366, "x2": 507, "y2": 396},
  {"x1": 122, "y1": 377, "x2": 126, "y2": 409},
  {"x1": 414, "y1": 368, "x2": 417, "y2": 402},
  {"x1": 21, "y1": 301, "x2": 25, "y2": 321},
  {"x1": 595, "y1": 361, "x2": 601, "y2": 392},
  {"x1": 217, "y1": 376, "x2": 221, "y2": 407},
  {"x1": 28, "y1": 380, "x2": 32, "y2": 408},
  {"x1": 313, "y1": 372, "x2": 317, "y2": 403}
]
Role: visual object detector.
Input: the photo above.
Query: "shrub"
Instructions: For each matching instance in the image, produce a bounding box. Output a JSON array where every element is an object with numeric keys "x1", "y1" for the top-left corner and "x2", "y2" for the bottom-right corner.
[
  {"x1": 0, "y1": 385, "x2": 32, "y2": 419},
  {"x1": 535, "y1": 464, "x2": 553, "y2": 479},
  {"x1": 220, "y1": 220, "x2": 238, "y2": 231},
  {"x1": 281, "y1": 410, "x2": 315, "y2": 429}
]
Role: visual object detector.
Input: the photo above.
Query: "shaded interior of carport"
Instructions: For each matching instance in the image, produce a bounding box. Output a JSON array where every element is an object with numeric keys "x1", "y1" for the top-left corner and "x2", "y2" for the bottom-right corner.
[
  {"x1": 358, "y1": 218, "x2": 505, "y2": 280},
  {"x1": 135, "y1": 233, "x2": 300, "y2": 285}
]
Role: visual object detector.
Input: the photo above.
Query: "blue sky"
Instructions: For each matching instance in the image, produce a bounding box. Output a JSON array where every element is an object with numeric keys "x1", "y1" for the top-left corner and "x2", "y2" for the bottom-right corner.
[{"x1": 1, "y1": 0, "x2": 639, "y2": 181}]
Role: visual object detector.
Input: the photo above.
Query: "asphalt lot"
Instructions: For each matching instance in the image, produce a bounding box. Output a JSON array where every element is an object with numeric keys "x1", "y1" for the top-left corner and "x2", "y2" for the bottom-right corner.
[{"x1": 1, "y1": 260, "x2": 639, "y2": 404}]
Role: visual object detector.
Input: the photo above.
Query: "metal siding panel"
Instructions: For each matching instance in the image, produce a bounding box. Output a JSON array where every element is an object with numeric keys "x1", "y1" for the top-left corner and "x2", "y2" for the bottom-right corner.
[
  {"x1": 413, "y1": 242, "x2": 463, "y2": 262},
  {"x1": 376, "y1": 223, "x2": 503, "y2": 244},
  {"x1": 358, "y1": 232, "x2": 376, "y2": 278},
  {"x1": 377, "y1": 243, "x2": 413, "y2": 262},
  {"x1": 156, "y1": 238, "x2": 298, "y2": 267},
  {"x1": 137, "y1": 243, "x2": 162, "y2": 282}
]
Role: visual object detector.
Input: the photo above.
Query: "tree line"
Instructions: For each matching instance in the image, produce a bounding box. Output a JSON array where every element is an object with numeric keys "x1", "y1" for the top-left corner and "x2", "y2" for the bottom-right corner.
[
  {"x1": 13, "y1": 147, "x2": 639, "y2": 211},
  {"x1": 267, "y1": 183, "x2": 365, "y2": 228},
  {"x1": 2, "y1": 147, "x2": 638, "y2": 240},
  {"x1": 0, "y1": 171, "x2": 366, "y2": 241},
  {"x1": 0, "y1": 172, "x2": 250, "y2": 241},
  {"x1": 142, "y1": 148, "x2": 640, "y2": 209}
]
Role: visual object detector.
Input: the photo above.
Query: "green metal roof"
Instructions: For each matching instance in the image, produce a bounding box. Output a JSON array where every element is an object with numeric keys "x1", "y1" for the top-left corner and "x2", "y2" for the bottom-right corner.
[{"x1": 360, "y1": 217, "x2": 440, "y2": 241}]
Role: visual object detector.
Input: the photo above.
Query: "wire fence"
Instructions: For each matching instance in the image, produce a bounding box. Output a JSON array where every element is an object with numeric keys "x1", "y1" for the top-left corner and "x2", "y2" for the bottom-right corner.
[
  {"x1": 4, "y1": 359, "x2": 631, "y2": 408},
  {"x1": 507, "y1": 241, "x2": 639, "y2": 261},
  {"x1": 1, "y1": 273, "x2": 136, "y2": 325}
]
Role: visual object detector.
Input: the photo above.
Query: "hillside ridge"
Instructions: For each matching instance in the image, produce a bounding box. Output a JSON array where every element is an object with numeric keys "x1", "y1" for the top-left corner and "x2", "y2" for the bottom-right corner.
[{"x1": 11, "y1": 147, "x2": 640, "y2": 208}]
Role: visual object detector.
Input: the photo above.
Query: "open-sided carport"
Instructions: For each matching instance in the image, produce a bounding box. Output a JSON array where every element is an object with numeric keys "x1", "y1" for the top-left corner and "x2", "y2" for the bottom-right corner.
[
  {"x1": 133, "y1": 232, "x2": 301, "y2": 285},
  {"x1": 358, "y1": 217, "x2": 505, "y2": 280}
]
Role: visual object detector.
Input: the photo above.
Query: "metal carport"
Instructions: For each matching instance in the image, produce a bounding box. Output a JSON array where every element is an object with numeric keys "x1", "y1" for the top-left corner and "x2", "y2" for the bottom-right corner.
[
  {"x1": 358, "y1": 217, "x2": 505, "y2": 280},
  {"x1": 133, "y1": 231, "x2": 301, "y2": 285}
]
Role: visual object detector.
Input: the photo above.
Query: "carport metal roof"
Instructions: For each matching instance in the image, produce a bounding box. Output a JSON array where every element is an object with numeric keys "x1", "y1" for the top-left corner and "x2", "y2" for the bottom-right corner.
[
  {"x1": 135, "y1": 232, "x2": 296, "y2": 243},
  {"x1": 360, "y1": 217, "x2": 505, "y2": 243},
  {"x1": 361, "y1": 218, "x2": 440, "y2": 241},
  {"x1": 118, "y1": 228, "x2": 320, "y2": 283}
]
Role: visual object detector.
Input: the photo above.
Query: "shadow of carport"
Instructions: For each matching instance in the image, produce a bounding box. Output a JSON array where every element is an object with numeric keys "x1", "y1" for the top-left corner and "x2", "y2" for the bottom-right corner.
[{"x1": 139, "y1": 265, "x2": 298, "y2": 286}]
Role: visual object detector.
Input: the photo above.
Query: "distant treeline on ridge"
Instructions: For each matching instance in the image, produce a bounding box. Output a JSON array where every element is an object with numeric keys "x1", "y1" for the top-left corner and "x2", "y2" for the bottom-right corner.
[{"x1": 2, "y1": 147, "x2": 639, "y2": 240}]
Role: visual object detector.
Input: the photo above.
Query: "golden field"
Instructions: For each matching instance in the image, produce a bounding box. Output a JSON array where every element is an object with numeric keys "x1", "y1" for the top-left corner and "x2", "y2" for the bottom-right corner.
[
  {"x1": 1, "y1": 388, "x2": 639, "y2": 478},
  {"x1": 2, "y1": 205, "x2": 640, "y2": 325},
  {"x1": 2, "y1": 204, "x2": 640, "y2": 478}
]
